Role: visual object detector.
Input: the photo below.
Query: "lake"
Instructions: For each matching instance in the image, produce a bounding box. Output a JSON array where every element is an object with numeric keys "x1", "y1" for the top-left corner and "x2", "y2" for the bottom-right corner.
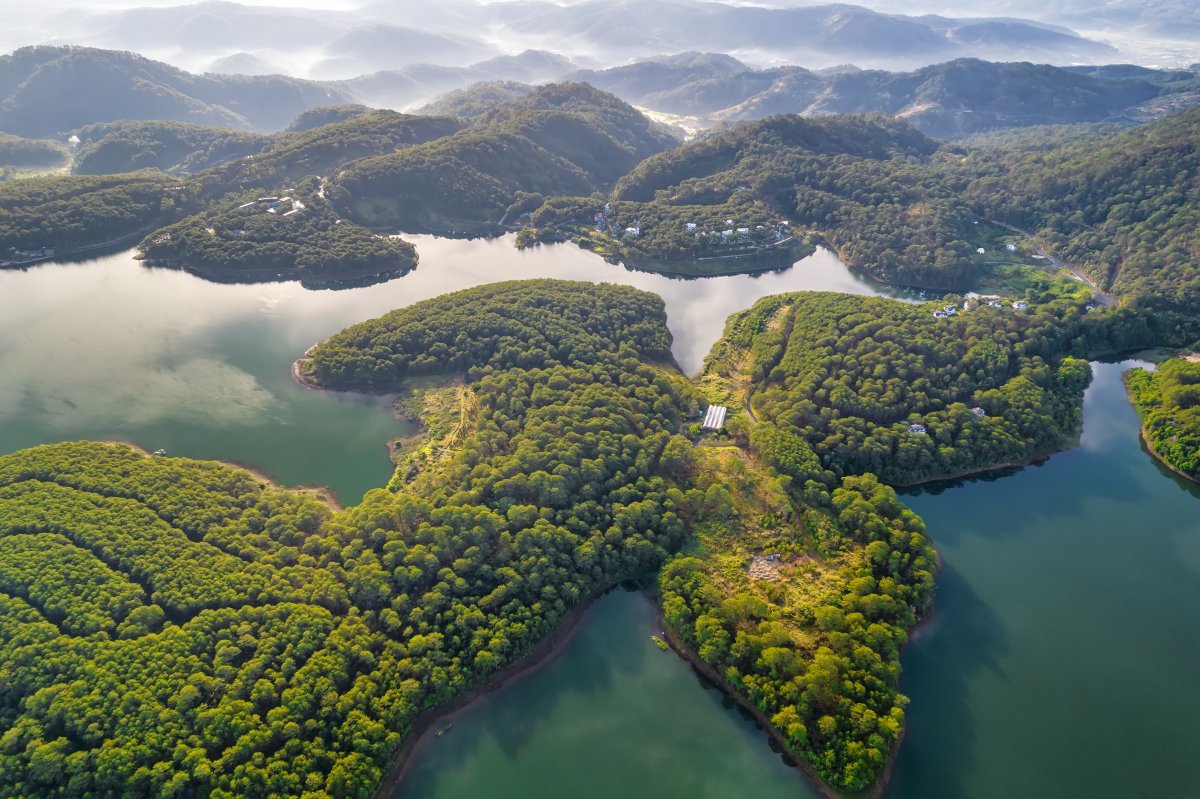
[
  {"x1": 3, "y1": 240, "x2": 1196, "y2": 799},
  {"x1": 0, "y1": 236, "x2": 910, "y2": 504}
]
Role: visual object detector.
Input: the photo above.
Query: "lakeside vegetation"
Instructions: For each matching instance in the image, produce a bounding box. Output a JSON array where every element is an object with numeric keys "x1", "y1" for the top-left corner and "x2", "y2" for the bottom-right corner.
[
  {"x1": 0, "y1": 282, "x2": 699, "y2": 799},
  {"x1": 662, "y1": 460, "x2": 934, "y2": 792},
  {"x1": 3, "y1": 273, "x2": 1198, "y2": 797},
  {"x1": 2, "y1": 84, "x2": 1200, "y2": 300},
  {"x1": 1126, "y1": 356, "x2": 1200, "y2": 481},
  {"x1": 0, "y1": 171, "x2": 172, "y2": 256},
  {"x1": 73, "y1": 121, "x2": 269, "y2": 176},
  {"x1": 517, "y1": 192, "x2": 806, "y2": 269},
  {"x1": 701, "y1": 287, "x2": 1200, "y2": 486},
  {"x1": 137, "y1": 179, "x2": 418, "y2": 282}
]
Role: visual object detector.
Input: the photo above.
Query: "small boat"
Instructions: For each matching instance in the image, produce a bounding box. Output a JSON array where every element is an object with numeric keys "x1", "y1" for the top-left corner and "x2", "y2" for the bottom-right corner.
[
  {"x1": 152, "y1": 449, "x2": 168, "y2": 457},
  {"x1": 434, "y1": 724, "x2": 452, "y2": 737}
]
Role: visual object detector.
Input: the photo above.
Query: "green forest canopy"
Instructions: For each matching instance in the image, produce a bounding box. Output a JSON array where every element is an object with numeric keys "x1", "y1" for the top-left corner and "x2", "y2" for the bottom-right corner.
[
  {"x1": 2, "y1": 279, "x2": 948, "y2": 797},
  {"x1": 1126, "y1": 356, "x2": 1200, "y2": 481},
  {"x1": 137, "y1": 178, "x2": 418, "y2": 280}
]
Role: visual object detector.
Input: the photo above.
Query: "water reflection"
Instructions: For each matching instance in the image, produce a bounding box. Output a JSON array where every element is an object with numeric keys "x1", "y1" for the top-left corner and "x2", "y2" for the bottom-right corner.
[{"x1": 0, "y1": 236, "x2": 918, "y2": 501}]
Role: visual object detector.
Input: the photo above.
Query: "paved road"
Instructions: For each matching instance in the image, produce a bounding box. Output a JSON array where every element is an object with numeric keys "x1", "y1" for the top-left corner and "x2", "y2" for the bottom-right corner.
[{"x1": 987, "y1": 219, "x2": 1118, "y2": 306}]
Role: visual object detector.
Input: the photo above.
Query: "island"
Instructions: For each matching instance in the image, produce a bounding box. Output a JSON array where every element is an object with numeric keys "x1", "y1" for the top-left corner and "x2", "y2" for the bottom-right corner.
[{"x1": 1126, "y1": 354, "x2": 1200, "y2": 483}]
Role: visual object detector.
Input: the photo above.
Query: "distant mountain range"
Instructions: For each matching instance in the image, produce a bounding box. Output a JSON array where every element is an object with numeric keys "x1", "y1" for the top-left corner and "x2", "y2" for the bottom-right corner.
[
  {"x1": 9, "y1": 0, "x2": 1130, "y2": 80},
  {"x1": 3, "y1": 45, "x2": 1197, "y2": 142},
  {"x1": 568, "y1": 55, "x2": 1200, "y2": 137},
  {"x1": 0, "y1": 46, "x2": 351, "y2": 137}
]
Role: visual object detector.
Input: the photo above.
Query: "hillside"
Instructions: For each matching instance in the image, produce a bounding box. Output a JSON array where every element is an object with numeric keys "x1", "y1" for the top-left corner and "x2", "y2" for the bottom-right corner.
[
  {"x1": 0, "y1": 46, "x2": 352, "y2": 137},
  {"x1": 0, "y1": 171, "x2": 172, "y2": 256},
  {"x1": 137, "y1": 178, "x2": 419, "y2": 284},
  {"x1": 416, "y1": 81, "x2": 536, "y2": 119},
  {"x1": 574, "y1": 56, "x2": 1199, "y2": 138},
  {"x1": 284, "y1": 104, "x2": 374, "y2": 132},
  {"x1": 188, "y1": 110, "x2": 464, "y2": 199},
  {"x1": 327, "y1": 84, "x2": 680, "y2": 231},
  {"x1": 964, "y1": 104, "x2": 1200, "y2": 311},
  {"x1": 72, "y1": 121, "x2": 270, "y2": 175},
  {"x1": 520, "y1": 106, "x2": 1200, "y2": 310},
  {"x1": 0, "y1": 133, "x2": 69, "y2": 170},
  {"x1": 548, "y1": 114, "x2": 983, "y2": 286}
]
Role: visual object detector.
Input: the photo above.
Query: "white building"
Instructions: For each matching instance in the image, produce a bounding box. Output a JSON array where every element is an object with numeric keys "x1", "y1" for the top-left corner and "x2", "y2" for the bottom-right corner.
[{"x1": 702, "y1": 405, "x2": 728, "y2": 430}]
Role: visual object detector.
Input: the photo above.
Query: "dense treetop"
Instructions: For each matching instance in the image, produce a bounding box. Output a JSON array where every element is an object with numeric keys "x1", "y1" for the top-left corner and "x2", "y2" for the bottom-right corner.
[
  {"x1": 416, "y1": 81, "x2": 536, "y2": 120},
  {"x1": 704, "y1": 290, "x2": 1195, "y2": 485},
  {"x1": 327, "y1": 83, "x2": 680, "y2": 230},
  {"x1": 0, "y1": 171, "x2": 171, "y2": 253},
  {"x1": 0, "y1": 280, "x2": 702, "y2": 799},
  {"x1": 72, "y1": 121, "x2": 270, "y2": 176},
  {"x1": 1126, "y1": 356, "x2": 1200, "y2": 481},
  {"x1": 189, "y1": 111, "x2": 464, "y2": 201},
  {"x1": 961, "y1": 105, "x2": 1200, "y2": 312},
  {"x1": 305, "y1": 280, "x2": 675, "y2": 389},
  {"x1": 284, "y1": 105, "x2": 374, "y2": 133},
  {"x1": 137, "y1": 178, "x2": 418, "y2": 282}
]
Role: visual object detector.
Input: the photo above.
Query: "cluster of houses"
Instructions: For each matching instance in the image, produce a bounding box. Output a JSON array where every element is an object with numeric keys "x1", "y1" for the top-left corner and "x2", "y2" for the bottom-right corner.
[
  {"x1": 933, "y1": 298, "x2": 1028, "y2": 319},
  {"x1": 3, "y1": 246, "x2": 55, "y2": 265},
  {"x1": 238, "y1": 196, "x2": 305, "y2": 218},
  {"x1": 689, "y1": 218, "x2": 789, "y2": 248},
  {"x1": 592, "y1": 205, "x2": 790, "y2": 251}
]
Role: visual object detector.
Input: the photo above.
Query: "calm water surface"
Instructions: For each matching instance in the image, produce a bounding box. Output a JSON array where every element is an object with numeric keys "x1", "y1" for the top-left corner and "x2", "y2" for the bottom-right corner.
[
  {"x1": 396, "y1": 589, "x2": 819, "y2": 799},
  {"x1": 387, "y1": 361, "x2": 1200, "y2": 799},
  {"x1": 0, "y1": 236, "x2": 908, "y2": 503},
  {"x1": 891, "y1": 361, "x2": 1200, "y2": 799},
  {"x1": 5, "y1": 241, "x2": 1196, "y2": 799}
]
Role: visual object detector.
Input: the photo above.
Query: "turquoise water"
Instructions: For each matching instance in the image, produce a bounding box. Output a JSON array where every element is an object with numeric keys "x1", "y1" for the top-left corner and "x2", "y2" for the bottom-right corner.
[
  {"x1": 392, "y1": 361, "x2": 1200, "y2": 799},
  {"x1": 0, "y1": 236, "x2": 909, "y2": 503},
  {"x1": 892, "y1": 360, "x2": 1200, "y2": 798},
  {"x1": 395, "y1": 589, "x2": 819, "y2": 799}
]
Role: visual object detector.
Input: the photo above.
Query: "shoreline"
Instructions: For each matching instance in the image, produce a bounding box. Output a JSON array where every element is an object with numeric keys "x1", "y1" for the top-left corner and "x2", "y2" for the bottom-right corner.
[
  {"x1": 890, "y1": 446, "x2": 1069, "y2": 490},
  {"x1": 1135, "y1": 420, "x2": 1200, "y2": 486},
  {"x1": 103, "y1": 441, "x2": 345, "y2": 511},
  {"x1": 371, "y1": 582, "x2": 620, "y2": 799},
  {"x1": 138, "y1": 255, "x2": 416, "y2": 289},
  {"x1": 654, "y1": 591, "x2": 940, "y2": 799},
  {"x1": 1122, "y1": 372, "x2": 1200, "y2": 487}
]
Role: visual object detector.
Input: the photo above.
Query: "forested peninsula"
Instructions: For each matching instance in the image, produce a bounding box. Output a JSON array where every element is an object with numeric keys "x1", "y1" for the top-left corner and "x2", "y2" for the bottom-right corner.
[{"x1": 1126, "y1": 356, "x2": 1200, "y2": 483}]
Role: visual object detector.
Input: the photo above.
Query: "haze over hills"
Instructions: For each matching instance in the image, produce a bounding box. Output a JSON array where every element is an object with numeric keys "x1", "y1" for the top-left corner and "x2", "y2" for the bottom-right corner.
[
  {"x1": 568, "y1": 55, "x2": 1200, "y2": 137},
  {"x1": 0, "y1": 0, "x2": 1168, "y2": 81},
  {"x1": 0, "y1": 46, "x2": 351, "y2": 137}
]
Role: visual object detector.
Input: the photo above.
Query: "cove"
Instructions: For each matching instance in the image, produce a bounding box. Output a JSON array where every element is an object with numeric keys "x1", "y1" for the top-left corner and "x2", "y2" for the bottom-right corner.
[
  {"x1": 0, "y1": 236, "x2": 911, "y2": 504},
  {"x1": 891, "y1": 360, "x2": 1200, "y2": 798},
  {"x1": 389, "y1": 361, "x2": 1200, "y2": 798},
  {"x1": 394, "y1": 588, "x2": 820, "y2": 799}
]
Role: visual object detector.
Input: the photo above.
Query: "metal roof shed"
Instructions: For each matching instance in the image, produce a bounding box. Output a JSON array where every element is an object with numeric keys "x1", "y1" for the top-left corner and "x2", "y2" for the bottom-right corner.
[{"x1": 702, "y1": 405, "x2": 728, "y2": 430}]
